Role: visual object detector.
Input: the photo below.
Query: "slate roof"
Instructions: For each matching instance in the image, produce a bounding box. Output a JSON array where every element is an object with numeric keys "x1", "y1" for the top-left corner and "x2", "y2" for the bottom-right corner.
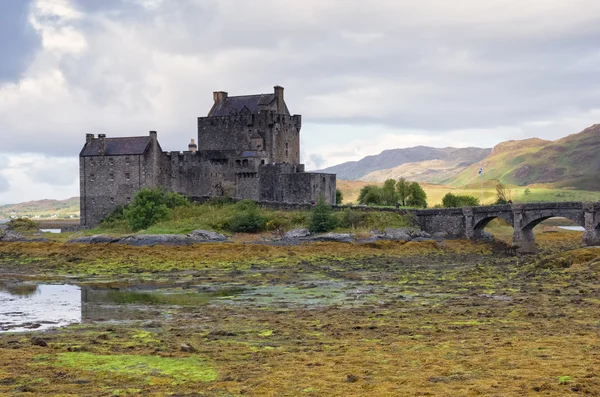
[
  {"x1": 80, "y1": 136, "x2": 152, "y2": 157},
  {"x1": 208, "y1": 94, "x2": 277, "y2": 117}
]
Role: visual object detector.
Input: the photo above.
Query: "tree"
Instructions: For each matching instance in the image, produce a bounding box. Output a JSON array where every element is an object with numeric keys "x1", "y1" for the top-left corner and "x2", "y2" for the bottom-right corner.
[
  {"x1": 524, "y1": 188, "x2": 531, "y2": 196},
  {"x1": 358, "y1": 185, "x2": 383, "y2": 205},
  {"x1": 494, "y1": 183, "x2": 510, "y2": 205},
  {"x1": 406, "y1": 182, "x2": 427, "y2": 208},
  {"x1": 442, "y1": 192, "x2": 479, "y2": 208},
  {"x1": 381, "y1": 179, "x2": 398, "y2": 206},
  {"x1": 309, "y1": 196, "x2": 337, "y2": 233},
  {"x1": 335, "y1": 189, "x2": 344, "y2": 205},
  {"x1": 396, "y1": 178, "x2": 410, "y2": 206},
  {"x1": 125, "y1": 188, "x2": 170, "y2": 231}
]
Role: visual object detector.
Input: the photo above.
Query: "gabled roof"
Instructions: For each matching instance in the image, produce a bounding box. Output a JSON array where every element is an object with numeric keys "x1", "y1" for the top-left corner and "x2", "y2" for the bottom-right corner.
[
  {"x1": 208, "y1": 94, "x2": 277, "y2": 117},
  {"x1": 80, "y1": 136, "x2": 152, "y2": 157}
]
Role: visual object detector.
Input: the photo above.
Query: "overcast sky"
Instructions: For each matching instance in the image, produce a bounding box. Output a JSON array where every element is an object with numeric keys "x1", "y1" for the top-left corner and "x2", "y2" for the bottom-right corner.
[{"x1": 1, "y1": 0, "x2": 600, "y2": 205}]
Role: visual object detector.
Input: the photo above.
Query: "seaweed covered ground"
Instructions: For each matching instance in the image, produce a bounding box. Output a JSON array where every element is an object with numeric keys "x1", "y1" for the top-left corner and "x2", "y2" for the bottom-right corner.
[{"x1": 0, "y1": 231, "x2": 599, "y2": 396}]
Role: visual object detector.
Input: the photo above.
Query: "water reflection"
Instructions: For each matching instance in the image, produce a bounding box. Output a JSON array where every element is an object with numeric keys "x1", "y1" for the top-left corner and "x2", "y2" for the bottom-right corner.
[
  {"x1": 0, "y1": 282, "x2": 39, "y2": 298},
  {"x1": 0, "y1": 284, "x2": 81, "y2": 333}
]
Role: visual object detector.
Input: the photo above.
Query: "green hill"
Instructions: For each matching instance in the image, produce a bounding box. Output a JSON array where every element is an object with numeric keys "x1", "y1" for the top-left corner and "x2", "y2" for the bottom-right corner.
[
  {"x1": 0, "y1": 197, "x2": 80, "y2": 219},
  {"x1": 444, "y1": 124, "x2": 600, "y2": 189}
]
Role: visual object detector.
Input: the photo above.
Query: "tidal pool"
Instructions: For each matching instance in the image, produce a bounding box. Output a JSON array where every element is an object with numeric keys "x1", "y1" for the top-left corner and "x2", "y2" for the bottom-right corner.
[{"x1": 0, "y1": 284, "x2": 81, "y2": 333}]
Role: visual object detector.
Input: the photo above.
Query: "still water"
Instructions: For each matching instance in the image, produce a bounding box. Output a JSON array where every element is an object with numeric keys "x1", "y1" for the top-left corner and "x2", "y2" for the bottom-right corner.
[
  {"x1": 558, "y1": 226, "x2": 586, "y2": 232},
  {"x1": 0, "y1": 284, "x2": 81, "y2": 333}
]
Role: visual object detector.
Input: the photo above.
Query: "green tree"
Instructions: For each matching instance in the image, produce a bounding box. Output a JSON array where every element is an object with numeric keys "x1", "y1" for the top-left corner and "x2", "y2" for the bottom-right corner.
[
  {"x1": 358, "y1": 185, "x2": 383, "y2": 205},
  {"x1": 381, "y1": 179, "x2": 398, "y2": 206},
  {"x1": 335, "y1": 189, "x2": 344, "y2": 205},
  {"x1": 396, "y1": 178, "x2": 410, "y2": 206},
  {"x1": 125, "y1": 188, "x2": 170, "y2": 231},
  {"x1": 406, "y1": 182, "x2": 427, "y2": 208},
  {"x1": 309, "y1": 196, "x2": 337, "y2": 233},
  {"x1": 442, "y1": 192, "x2": 479, "y2": 208}
]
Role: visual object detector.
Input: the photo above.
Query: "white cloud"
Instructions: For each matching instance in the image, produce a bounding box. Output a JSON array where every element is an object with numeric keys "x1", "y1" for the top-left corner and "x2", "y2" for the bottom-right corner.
[{"x1": 0, "y1": 0, "x2": 600, "y2": 202}]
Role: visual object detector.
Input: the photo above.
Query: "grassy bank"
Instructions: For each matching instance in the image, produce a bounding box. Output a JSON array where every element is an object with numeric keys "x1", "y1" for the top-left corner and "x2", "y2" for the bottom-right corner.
[{"x1": 92, "y1": 200, "x2": 410, "y2": 236}]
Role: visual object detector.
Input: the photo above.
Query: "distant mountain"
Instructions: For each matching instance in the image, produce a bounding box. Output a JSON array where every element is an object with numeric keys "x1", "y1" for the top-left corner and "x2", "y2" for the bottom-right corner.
[
  {"x1": 318, "y1": 146, "x2": 491, "y2": 181},
  {"x1": 0, "y1": 197, "x2": 80, "y2": 219},
  {"x1": 444, "y1": 124, "x2": 600, "y2": 189}
]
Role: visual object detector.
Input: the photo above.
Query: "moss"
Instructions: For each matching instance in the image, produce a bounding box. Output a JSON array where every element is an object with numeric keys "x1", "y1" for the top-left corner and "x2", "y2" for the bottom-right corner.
[{"x1": 48, "y1": 353, "x2": 216, "y2": 384}]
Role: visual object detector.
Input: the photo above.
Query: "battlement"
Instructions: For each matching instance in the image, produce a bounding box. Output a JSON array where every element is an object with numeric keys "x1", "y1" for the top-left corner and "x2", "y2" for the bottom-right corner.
[{"x1": 198, "y1": 111, "x2": 301, "y2": 129}]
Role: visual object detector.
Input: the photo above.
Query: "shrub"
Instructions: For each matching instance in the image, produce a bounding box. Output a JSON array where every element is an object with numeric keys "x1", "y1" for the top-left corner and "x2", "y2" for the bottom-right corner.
[
  {"x1": 7, "y1": 218, "x2": 39, "y2": 231},
  {"x1": 227, "y1": 200, "x2": 267, "y2": 233},
  {"x1": 358, "y1": 185, "x2": 383, "y2": 205},
  {"x1": 123, "y1": 188, "x2": 187, "y2": 231},
  {"x1": 336, "y1": 189, "x2": 343, "y2": 205},
  {"x1": 442, "y1": 193, "x2": 480, "y2": 208},
  {"x1": 309, "y1": 196, "x2": 337, "y2": 233},
  {"x1": 337, "y1": 209, "x2": 364, "y2": 229}
]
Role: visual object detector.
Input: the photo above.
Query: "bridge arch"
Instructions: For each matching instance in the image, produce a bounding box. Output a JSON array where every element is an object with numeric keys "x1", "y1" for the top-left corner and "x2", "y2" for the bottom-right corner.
[{"x1": 473, "y1": 214, "x2": 513, "y2": 239}]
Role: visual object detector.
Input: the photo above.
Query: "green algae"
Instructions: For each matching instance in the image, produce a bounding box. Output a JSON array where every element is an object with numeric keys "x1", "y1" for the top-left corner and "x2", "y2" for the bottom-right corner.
[{"x1": 46, "y1": 352, "x2": 217, "y2": 384}]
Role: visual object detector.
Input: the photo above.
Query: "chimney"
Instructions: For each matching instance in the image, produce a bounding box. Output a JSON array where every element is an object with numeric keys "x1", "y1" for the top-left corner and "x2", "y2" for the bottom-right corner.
[
  {"x1": 188, "y1": 138, "x2": 197, "y2": 153},
  {"x1": 274, "y1": 85, "x2": 284, "y2": 113},
  {"x1": 149, "y1": 130, "x2": 157, "y2": 140},
  {"x1": 213, "y1": 91, "x2": 228, "y2": 103},
  {"x1": 98, "y1": 134, "x2": 106, "y2": 155},
  {"x1": 86, "y1": 133, "x2": 94, "y2": 143}
]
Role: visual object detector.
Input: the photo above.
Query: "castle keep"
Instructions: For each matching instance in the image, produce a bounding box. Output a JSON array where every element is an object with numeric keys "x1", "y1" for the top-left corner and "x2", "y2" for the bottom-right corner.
[{"x1": 79, "y1": 86, "x2": 336, "y2": 227}]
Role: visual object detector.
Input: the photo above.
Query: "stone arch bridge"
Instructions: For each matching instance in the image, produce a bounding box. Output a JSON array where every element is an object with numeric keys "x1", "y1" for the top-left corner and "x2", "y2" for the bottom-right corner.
[{"x1": 415, "y1": 202, "x2": 600, "y2": 253}]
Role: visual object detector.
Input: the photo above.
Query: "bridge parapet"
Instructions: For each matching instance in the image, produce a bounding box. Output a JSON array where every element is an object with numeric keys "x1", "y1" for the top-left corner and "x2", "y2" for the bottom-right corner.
[{"x1": 415, "y1": 201, "x2": 600, "y2": 253}]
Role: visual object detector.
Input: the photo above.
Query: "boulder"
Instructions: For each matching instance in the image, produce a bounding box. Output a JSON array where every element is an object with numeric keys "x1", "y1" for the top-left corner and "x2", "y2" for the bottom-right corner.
[
  {"x1": 118, "y1": 234, "x2": 196, "y2": 247},
  {"x1": 0, "y1": 229, "x2": 26, "y2": 242},
  {"x1": 188, "y1": 230, "x2": 227, "y2": 241},
  {"x1": 383, "y1": 228, "x2": 412, "y2": 241},
  {"x1": 409, "y1": 230, "x2": 432, "y2": 239},
  {"x1": 69, "y1": 235, "x2": 121, "y2": 244},
  {"x1": 284, "y1": 228, "x2": 311, "y2": 239},
  {"x1": 432, "y1": 231, "x2": 448, "y2": 239},
  {"x1": 306, "y1": 233, "x2": 355, "y2": 243}
]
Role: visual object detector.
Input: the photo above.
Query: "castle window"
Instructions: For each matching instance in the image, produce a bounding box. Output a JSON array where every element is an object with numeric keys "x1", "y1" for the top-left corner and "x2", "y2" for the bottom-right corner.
[
  {"x1": 242, "y1": 159, "x2": 248, "y2": 167},
  {"x1": 91, "y1": 198, "x2": 95, "y2": 205},
  {"x1": 109, "y1": 158, "x2": 114, "y2": 166},
  {"x1": 109, "y1": 173, "x2": 114, "y2": 182},
  {"x1": 322, "y1": 177, "x2": 326, "y2": 183},
  {"x1": 89, "y1": 174, "x2": 95, "y2": 182},
  {"x1": 235, "y1": 160, "x2": 241, "y2": 167},
  {"x1": 90, "y1": 159, "x2": 95, "y2": 166},
  {"x1": 125, "y1": 157, "x2": 130, "y2": 166},
  {"x1": 110, "y1": 197, "x2": 115, "y2": 204},
  {"x1": 261, "y1": 160, "x2": 265, "y2": 165},
  {"x1": 127, "y1": 197, "x2": 131, "y2": 202},
  {"x1": 125, "y1": 173, "x2": 130, "y2": 181},
  {"x1": 285, "y1": 142, "x2": 289, "y2": 157}
]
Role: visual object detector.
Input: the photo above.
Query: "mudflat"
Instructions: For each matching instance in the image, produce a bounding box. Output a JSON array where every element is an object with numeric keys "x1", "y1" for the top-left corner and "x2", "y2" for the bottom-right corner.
[{"x1": 0, "y1": 232, "x2": 599, "y2": 396}]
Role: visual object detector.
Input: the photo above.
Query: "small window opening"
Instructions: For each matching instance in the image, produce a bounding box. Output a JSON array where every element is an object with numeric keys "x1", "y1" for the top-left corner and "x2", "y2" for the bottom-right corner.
[{"x1": 125, "y1": 173, "x2": 130, "y2": 181}]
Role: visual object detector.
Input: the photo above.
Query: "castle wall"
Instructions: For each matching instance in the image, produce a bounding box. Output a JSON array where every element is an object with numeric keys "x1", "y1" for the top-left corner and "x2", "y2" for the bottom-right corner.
[
  {"x1": 279, "y1": 172, "x2": 336, "y2": 204},
  {"x1": 197, "y1": 112, "x2": 301, "y2": 164}
]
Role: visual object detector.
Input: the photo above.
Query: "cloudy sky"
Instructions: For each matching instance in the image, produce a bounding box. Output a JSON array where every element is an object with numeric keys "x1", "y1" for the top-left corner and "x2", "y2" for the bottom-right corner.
[{"x1": 1, "y1": 0, "x2": 600, "y2": 204}]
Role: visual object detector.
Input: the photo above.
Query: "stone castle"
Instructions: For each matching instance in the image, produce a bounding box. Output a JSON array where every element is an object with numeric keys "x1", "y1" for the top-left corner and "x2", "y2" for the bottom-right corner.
[{"x1": 79, "y1": 86, "x2": 336, "y2": 226}]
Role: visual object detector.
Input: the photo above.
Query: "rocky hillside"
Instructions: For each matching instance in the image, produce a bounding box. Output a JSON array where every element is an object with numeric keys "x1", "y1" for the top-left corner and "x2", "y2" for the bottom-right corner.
[
  {"x1": 444, "y1": 124, "x2": 600, "y2": 189},
  {"x1": 318, "y1": 147, "x2": 491, "y2": 181}
]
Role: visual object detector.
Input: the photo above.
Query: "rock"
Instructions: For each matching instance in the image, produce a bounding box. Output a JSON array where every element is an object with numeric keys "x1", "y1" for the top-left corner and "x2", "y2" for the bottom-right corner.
[
  {"x1": 118, "y1": 234, "x2": 199, "y2": 247},
  {"x1": 409, "y1": 230, "x2": 431, "y2": 239},
  {"x1": 68, "y1": 235, "x2": 121, "y2": 244},
  {"x1": 0, "y1": 229, "x2": 26, "y2": 242},
  {"x1": 382, "y1": 228, "x2": 412, "y2": 241},
  {"x1": 306, "y1": 233, "x2": 355, "y2": 243},
  {"x1": 188, "y1": 229, "x2": 227, "y2": 241},
  {"x1": 31, "y1": 337, "x2": 48, "y2": 347},
  {"x1": 283, "y1": 228, "x2": 311, "y2": 239},
  {"x1": 346, "y1": 374, "x2": 359, "y2": 383},
  {"x1": 180, "y1": 343, "x2": 197, "y2": 353},
  {"x1": 432, "y1": 231, "x2": 448, "y2": 239}
]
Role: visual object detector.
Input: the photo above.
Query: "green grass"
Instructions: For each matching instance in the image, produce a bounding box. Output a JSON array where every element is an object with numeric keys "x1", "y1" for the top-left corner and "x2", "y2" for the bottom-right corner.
[
  {"x1": 92, "y1": 201, "x2": 410, "y2": 235},
  {"x1": 45, "y1": 353, "x2": 217, "y2": 384}
]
